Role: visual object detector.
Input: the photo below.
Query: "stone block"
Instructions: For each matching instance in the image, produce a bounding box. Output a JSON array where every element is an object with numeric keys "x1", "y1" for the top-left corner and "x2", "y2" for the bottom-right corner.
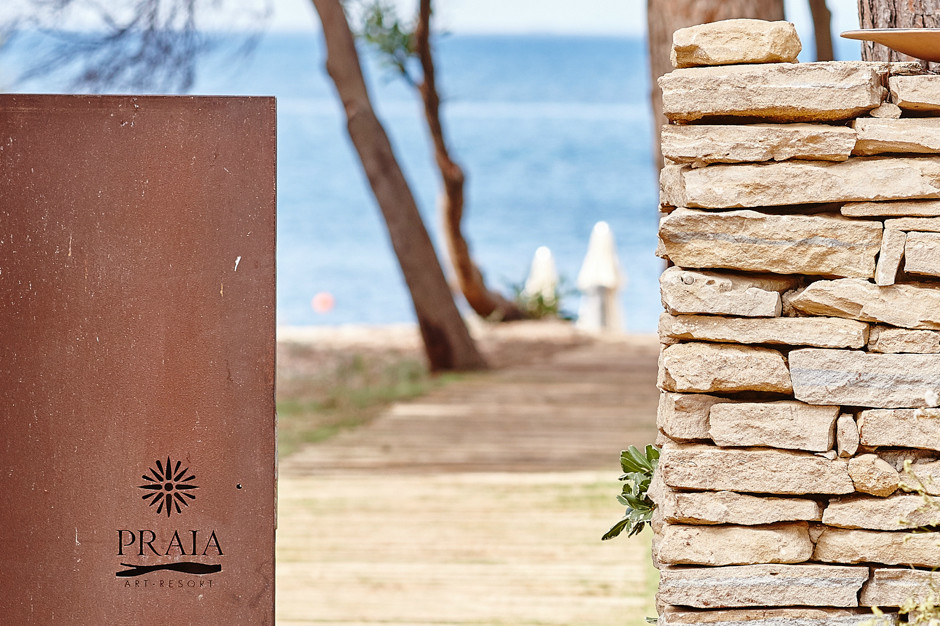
[
  {"x1": 659, "y1": 313, "x2": 868, "y2": 349},
  {"x1": 657, "y1": 392, "x2": 726, "y2": 441},
  {"x1": 890, "y1": 75, "x2": 940, "y2": 112},
  {"x1": 870, "y1": 326, "x2": 940, "y2": 354},
  {"x1": 791, "y1": 349, "x2": 940, "y2": 408},
  {"x1": 880, "y1": 449, "x2": 940, "y2": 472},
  {"x1": 899, "y1": 459, "x2": 940, "y2": 496},
  {"x1": 875, "y1": 228, "x2": 905, "y2": 286},
  {"x1": 658, "y1": 342, "x2": 791, "y2": 394},
  {"x1": 823, "y1": 494, "x2": 936, "y2": 530},
  {"x1": 657, "y1": 522, "x2": 813, "y2": 566},
  {"x1": 660, "y1": 490, "x2": 822, "y2": 526},
  {"x1": 837, "y1": 414, "x2": 859, "y2": 458},
  {"x1": 708, "y1": 401, "x2": 838, "y2": 452},
  {"x1": 885, "y1": 216, "x2": 940, "y2": 232},
  {"x1": 670, "y1": 19, "x2": 801, "y2": 69},
  {"x1": 790, "y1": 278, "x2": 940, "y2": 330},
  {"x1": 870, "y1": 61, "x2": 928, "y2": 77},
  {"x1": 853, "y1": 118, "x2": 940, "y2": 155},
  {"x1": 868, "y1": 102, "x2": 902, "y2": 118},
  {"x1": 659, "y1": 443, "x2": 854, "y2": 495},
  {"x1": 849, "y1": 454, "x2": 900, "y2": 497},
  {"x1": 843, "y1": 199, "x2": 940, "y2": 217},
  {"x1": 658, "y1": 208, "x2": 882, "y2": 278},
  {"x1": 859, "y1": 409, "x2": 940, "y2": 450},
  {"x1": 814, "y1": 527, "x2": 940, "y2": 567},
  {"x1": 659, "y1": 563, "x2": 868, "y2": 609},
  {"x1": 905, "y1": 230, "x2": 940, "y2": 277},
  {"x1": 660, "y1": 608, "x2": 895, "y2": 626},
  {"x1": 861, "y1": 568, "x2": 940, "y2": 608},
  {"x1": 661, "y1": 123, "x2": 855, "y2": 166},
  {"x1": 661, "y1": 158, "x2": 940, "y2": 209},
  {"x1": 660, "y1": 62, "x2": 882, "y2": 123},
  {"x1": 659, "y1": 266, "x2": 795, "y2": 317}
]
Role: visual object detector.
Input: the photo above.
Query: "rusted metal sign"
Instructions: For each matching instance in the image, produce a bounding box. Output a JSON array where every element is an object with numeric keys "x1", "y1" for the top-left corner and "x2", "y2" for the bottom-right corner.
[{"x1": 0, "y1": 95, "x2": 277, "y2": 624}]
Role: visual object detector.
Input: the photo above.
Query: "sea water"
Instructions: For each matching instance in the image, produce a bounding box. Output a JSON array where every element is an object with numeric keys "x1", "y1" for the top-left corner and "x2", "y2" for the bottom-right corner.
[
  {"x1": 246, "y1": 33, "x2": 662, "y2": 330},
  {"x1": 6, "y1": 31, "x2": 857, "y2": 332}
]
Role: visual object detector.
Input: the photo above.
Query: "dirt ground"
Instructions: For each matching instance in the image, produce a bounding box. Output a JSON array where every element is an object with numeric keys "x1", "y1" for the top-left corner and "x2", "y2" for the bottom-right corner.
[{"x1": 275, "y1": 321, "x2": 661, "y2": 625}]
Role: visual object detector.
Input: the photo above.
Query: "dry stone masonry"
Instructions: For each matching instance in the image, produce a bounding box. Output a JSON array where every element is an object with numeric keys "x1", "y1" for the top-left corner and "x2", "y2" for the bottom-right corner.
[{"x1": 652, "y1": 19, "x2": 940, "y2": 626}]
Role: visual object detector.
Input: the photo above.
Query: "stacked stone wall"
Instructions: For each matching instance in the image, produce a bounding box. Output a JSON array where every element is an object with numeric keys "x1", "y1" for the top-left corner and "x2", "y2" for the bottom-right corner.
[{"x1": 653, "y1": 19, "x2": 940, "y2": 625}]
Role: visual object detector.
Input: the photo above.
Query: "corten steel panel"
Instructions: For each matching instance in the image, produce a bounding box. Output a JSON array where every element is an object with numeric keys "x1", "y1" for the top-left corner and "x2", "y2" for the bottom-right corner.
[{"x1": 0, "y1": 95, "x2": 276, "y2": 624}]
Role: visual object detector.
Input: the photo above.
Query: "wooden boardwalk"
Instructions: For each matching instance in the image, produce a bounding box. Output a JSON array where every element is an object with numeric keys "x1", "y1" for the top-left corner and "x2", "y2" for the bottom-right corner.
[{"x1": 276, "y1": 332, "x2": 661, "y2": 625}]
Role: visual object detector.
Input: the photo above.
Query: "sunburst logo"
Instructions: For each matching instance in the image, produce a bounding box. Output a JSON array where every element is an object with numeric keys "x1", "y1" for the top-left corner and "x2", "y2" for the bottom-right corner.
[{"x1": 138, "y1": 457, "x2": 199, "y2": 517}]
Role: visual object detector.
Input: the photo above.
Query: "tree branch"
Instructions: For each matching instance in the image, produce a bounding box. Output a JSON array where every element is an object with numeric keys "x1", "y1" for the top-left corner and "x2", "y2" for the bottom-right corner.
[{"x1": 311, "y1": 0, "x2": 487, "y2": 370}]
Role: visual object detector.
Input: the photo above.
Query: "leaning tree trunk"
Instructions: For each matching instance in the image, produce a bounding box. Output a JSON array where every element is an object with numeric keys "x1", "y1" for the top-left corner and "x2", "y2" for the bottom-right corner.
[
  {"x1": 858, "y1": 0, "x2": 940, "y2": 72},
  {"x1": 310, "y1": 0, "x2": 487, "y2": 372},
  {"x1": 413, "y1": 0, "x2": 526, "y2": 321},
  {"x1": 647, "y1": 0, "x2": 786, "y2": 169}
]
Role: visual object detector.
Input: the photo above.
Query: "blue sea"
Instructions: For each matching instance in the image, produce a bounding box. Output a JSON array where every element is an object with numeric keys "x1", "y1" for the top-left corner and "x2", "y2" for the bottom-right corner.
[
  {"x1": 1, "y1": 30, "x2": 862, "y2": 331},
  {"x1": 236, "y1": 32, "x2": 662, "y2": 331}
]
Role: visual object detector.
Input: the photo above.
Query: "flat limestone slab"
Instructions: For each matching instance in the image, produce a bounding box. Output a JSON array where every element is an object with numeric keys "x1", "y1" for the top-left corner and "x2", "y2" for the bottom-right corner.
[
  {"x1": 660, "y1": 608, "x2": 896, "y2": 625},
  {"x1": 843, "y1": 199, "x2": 940, "y2": 217},
  {"x1": 905, "y1": 230, "x2": 940, "y2": 277},
  {"x1": 890, "y1": 75, "x2": 940, "y2": 112},
  {"x1": 875, "y1": 228, "x2": 905, "y2": 286},
  {"x1": 660, "y1": 490, "x2": 822, "y2": 525},
  {"x1": 661, "y1": 123, "x2": 855, "y2": 166},
  {"x1": 885, "y1": 216, "x2": 940, "y2": 232},
  {"x1": 790, "y1": 278, "x2": 940, "y2": 330},
  {"x1": 660, "y1": 62, "x2": 881, "y2": 123},
  {"x1": 859, "y1": 408, "x2": 940, "y2": 450},
  {"x1": 657, "y1": 392, "x2": 726, "y2": 441},
  {"x1": 659, "y1": 313, "x2": 868, "y2": 349},
  {"x1": 658, "y1": 208, "x2": 881, "y2": 278},
  {"x1": 708, "y1": 401, "x2": 838, "y2": 452},
  {"x1": 870, "y1": 326, "x2": 940, "y2": 353},
  {"x1": 670, "y1": 19, "x2": 801, "y2": 69},
  {"x1": 899, "y1": 459, "x2": 940, "y2": 495},
  {"x1": 790, "y1": 348, "x2": 940, "y2": 408},
  {"x1": 823, "y1": 494, "x2": 935, "y2": 530},
  {"x1": 853, "y1": 117, "x2": 940, "y2": 155},
  {"x1": 814, "y1": 527, "x2": 940, "y2": 567},
  {"x1": 661, "y1": 158, "x2": 940, "y2": 209},
  {"x1": 659, "y1": 266, "x2": 795, "y2": 317},
  {"x1": 659, "y1": 564, "x2": 868, "y2": 609},
  {"x1": 658, "y1": 342, "x2": 792, "y2": 394},
  {"x1": 861, "y1": 568, "x2": 940, "y2": 607},
  {"x1": 659, "y1": 443, "x2": 854, "y2": 495},
  {"x1": 657, "y1": 522, "x2": 812, "y2": 566}
]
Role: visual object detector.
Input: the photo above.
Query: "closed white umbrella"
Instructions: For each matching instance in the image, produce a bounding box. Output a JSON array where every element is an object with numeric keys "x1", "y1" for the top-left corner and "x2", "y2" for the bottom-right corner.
[
  {"x1": 522, "y1": 246, "x2": 559, "y2": 307},
  {"x1": 576, "y1": 221, "x2": 624, "y2": 332}
]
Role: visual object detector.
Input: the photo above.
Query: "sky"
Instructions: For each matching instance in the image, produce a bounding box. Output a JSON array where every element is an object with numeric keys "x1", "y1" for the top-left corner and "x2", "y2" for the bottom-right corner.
[
  {"x1": 1, "y1": 0, "x2": 868, "y2": 42},
  {"x1": 270, "y1": 0, "x2": 864, "y2": 38}
]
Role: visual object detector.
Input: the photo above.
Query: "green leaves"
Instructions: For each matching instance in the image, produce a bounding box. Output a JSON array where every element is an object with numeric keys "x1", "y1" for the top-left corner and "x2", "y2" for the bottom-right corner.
[
  {"x1": 602, "y1": 445, "x2": 660, "y2": 541},
  {"x1": 356, "y1": 0, "x2": 417, "y2": 81},
  {"x1": 620, "y1": 444, "x2": 658, "y2": 475}
]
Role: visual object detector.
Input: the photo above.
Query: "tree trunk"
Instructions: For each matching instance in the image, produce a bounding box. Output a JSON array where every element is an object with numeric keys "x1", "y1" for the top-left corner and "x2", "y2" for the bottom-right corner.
[
  {"x1": 647, "y1": 0, "x2": 785, "y2": 169},
  {"x1": 413, "y1": 0, "x2": 527, "y2": 321},
  {"x1": 858, "y1": 0, "x2": 940, "y2": 71},
  {"x1": 809, "y1": 0, "x2": 834, "y2": 61},
  {"x1": 310, "y1": 0, "x2": 487, "y2": 372}
]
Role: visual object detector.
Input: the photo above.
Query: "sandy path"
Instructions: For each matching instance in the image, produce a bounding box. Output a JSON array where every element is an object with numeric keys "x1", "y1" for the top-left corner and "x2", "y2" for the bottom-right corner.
[{"x1": 276, "y1": 324, "x2": 661, "y2": 624}]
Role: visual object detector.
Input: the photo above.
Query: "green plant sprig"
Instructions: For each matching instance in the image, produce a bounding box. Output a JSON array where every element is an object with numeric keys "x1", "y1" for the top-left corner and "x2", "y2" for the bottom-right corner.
[{"x1": 603, "y1": 444, "x2": 659, "y2": 541}]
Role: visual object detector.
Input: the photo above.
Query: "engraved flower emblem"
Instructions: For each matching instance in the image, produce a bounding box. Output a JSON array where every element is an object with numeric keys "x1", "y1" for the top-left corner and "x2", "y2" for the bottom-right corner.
[{"x1": 138, "y1": 457, "x2": 198, "y2": 517}]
